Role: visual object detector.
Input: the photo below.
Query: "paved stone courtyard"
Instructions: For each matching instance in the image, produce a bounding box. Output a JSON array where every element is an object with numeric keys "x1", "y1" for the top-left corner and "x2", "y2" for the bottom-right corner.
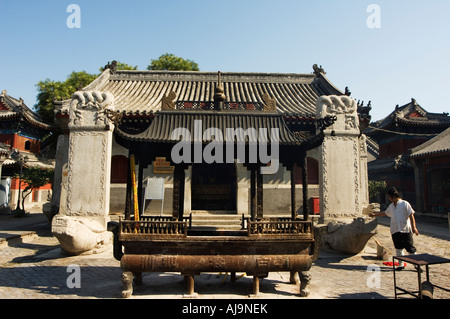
[{"x1": 0, "y1": 213, "x2": 449, "y2": 300}]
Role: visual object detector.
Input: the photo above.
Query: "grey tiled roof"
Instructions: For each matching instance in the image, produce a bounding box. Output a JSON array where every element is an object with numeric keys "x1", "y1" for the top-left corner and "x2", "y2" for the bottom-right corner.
[
  {"x1": 410, "y1": 127, "x2": 450, "y2": 158},
  {"x1": 116, "y1": 112, "x2": 304, "y2": 145},
  {"x1": 366, "y1": 98, "x2": 450, "y2": 134},
  {"x1": 56, "y1": 68, "x2": 344, "y2": 117},
  {"x1": 0, "y1": 90, "x2": 53, "y2": 130}
]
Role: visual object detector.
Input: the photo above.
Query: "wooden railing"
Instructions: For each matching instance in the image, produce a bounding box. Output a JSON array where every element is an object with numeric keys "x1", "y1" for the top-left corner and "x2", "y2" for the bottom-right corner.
[
  {"x1": 247, "y1": 219, "x2": 312, "y2": 236},
  {"x1": 120, "y1": 219, "x2": 188, "y2": 237},
  {"x1": 242, "y1": 215, "x2": 299, "y2": 229},
  {"x1": 140, "y1": 213, "x2": 192, "y2": 228}
]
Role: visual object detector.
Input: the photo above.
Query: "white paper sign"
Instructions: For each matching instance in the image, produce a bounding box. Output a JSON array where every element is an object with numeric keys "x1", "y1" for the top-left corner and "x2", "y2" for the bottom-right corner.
[{"x1": 144, "y1": 177, "x2": 165, "y2": 200}]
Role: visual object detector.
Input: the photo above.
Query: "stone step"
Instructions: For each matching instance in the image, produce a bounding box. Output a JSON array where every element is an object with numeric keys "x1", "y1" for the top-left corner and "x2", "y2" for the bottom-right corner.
[
  {"x1": 190, "y1": 212, "x2": 247, "y2": 229},
  {"x1": 190, "y1": 210, "x2": 239, "y2": 215},
  {"x1": 192, "y1": 219, "x2": 243, "y2": 227}
]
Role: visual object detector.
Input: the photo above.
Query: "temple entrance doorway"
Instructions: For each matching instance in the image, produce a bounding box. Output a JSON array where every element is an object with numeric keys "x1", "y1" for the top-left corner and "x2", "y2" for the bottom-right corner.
[{"x1": 191, "y1": 163, "x2": 237, "y2": 212}]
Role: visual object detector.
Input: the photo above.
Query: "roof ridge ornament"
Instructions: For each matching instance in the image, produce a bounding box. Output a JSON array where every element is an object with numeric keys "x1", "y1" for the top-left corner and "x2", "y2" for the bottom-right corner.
[
  {"x1": 103, "y1": 60, "x2": 118, "y2": 74},
  {"x1": 161, "y1": 91, "x2": 177, "y2": 110},
  {"x1": 262, "y1": 93, "x2": 277, "y2": 112},
  {"x1": 313, "y1": 64, "x2": 326, "y2": 76},
  {"x1": 214, "y1": 71, "x2": 226, "y2": 110},
  {"x1": 345, "y1": 87, "x2": 351, "y2": 96},
  {"x1": 214, "y1": 71, "x2": 226, "y2": 102}
]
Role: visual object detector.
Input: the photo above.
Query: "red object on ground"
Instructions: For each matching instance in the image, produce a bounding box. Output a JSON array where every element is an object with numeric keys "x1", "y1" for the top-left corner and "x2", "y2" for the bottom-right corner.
[{"x1": 383, "y1": 261, "x2": 407, "y2": 267}]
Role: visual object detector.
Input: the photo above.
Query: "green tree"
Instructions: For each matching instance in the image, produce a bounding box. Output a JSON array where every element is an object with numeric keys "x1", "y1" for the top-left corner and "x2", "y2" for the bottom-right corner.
[
  {"x1": 35, "y1": 61, "x2": 136, "y2": 123},
  {"x1": 368, "y1": 180, "x2": 387, "y2": 202},
  {"x1": 147, "y1": 53, "x2": 199, "y2": 71},
  {"x1": 12, "y1": 167, "x2": 54, "y2": 217},
  {"x1": 35, "y1": 71, "x2": 97, "y2": 123}
]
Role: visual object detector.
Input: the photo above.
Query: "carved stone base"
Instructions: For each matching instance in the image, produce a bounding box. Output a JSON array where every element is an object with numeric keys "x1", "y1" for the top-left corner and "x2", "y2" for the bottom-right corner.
[
  {"x1": 322, "y1": 217, "x2": 377, "y2": 255},
  {"x1": 52, "y1": 216, "x2": 112, "y2": 255}
]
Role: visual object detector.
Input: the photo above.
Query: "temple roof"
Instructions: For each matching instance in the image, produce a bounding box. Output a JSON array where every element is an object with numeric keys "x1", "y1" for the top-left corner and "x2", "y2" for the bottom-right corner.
[
  {"x1": 410, "y1": 127, "x2": 450, "y2": 159},
  {"x1": 56, "y1": 66, "x2": 345, "y2": 118},
  {"x1": 0, "y1": 142, "x2": 10, "y2": 157},
  {"x1": 116, "y1": 112, "x2": 317, "y2": 147},
  {"x1": 366, "y1": 98, "x2": 450, "y2": 137},
  {"x1": 0, "y1": 90, "x2": 54, "y2": 139}
]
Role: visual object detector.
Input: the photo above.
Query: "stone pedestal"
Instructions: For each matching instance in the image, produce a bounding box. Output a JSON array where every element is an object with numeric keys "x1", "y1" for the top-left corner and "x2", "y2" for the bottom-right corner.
[
  {"x1": 322, "y1": 217, "x2": 377, "y2": 254},
  {"x1": 52, "y1": 91, "x2": 115, "y2": 255},
  {"x1": 316, "y1": 95, "x2": 375, "y2": 254}
]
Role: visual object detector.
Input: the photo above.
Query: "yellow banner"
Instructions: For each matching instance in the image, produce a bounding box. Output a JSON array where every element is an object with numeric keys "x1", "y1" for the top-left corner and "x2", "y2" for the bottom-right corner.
[{"x1": 130, "y1": 155, "x2": 139, "y2": 233}]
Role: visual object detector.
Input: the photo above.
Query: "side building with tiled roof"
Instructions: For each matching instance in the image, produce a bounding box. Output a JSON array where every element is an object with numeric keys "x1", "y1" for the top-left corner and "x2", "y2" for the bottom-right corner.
[
  {"x1": 0, "y1": 90, "x2": 54, "y2": 211},
  {"x1": 410, "y1": 127, "x2": 450, "y2": 215},
  {"x1": 364, "y1": 98, "x2": 450, "y2": 209}
]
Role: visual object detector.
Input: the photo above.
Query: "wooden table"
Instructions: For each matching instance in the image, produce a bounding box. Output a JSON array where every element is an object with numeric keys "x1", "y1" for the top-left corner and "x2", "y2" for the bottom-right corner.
[{"x1": 393, "y1": 253, "x2": 450, "y2": 299}]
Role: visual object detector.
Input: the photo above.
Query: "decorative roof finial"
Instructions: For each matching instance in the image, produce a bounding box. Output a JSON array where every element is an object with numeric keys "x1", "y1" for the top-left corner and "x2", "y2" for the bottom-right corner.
[
  {"x1": 104, "y1": 60, "x2": 118, "y2": 74},
  {"x1": 345, "y1": 86, "x2": 351, "y2": 96},
  {"x1": 214, "y1": 71, "x2": 226, "y2": 103},
  {"x1": 313, "y1": 64, "x2": 326, "y2": 75}
]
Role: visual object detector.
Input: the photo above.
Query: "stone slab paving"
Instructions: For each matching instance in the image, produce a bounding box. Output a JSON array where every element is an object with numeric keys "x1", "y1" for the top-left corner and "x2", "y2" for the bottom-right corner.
[{"x1": 0, "y1": 216, "x2": 448, "y2": 300}]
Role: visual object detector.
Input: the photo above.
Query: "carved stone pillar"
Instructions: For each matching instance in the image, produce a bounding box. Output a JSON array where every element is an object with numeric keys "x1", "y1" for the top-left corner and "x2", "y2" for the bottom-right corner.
[
  {"x1": 52, "y1": 91, "x2": 115, "y2": 255},
  {"x1": 316, "y1": 95, "x2": 361, "y2": 220},
  {"x1": 316, "y1": 95, "x2": 376, "y2": 255}
]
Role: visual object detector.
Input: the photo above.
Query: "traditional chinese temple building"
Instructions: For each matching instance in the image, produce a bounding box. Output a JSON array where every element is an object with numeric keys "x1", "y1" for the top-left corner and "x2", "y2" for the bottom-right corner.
[
  {"x1": 0, "y1": 90, "x2": 54, "y2": 209},
  {"x1": 365, "y1": 98, "x2": 450, "y2": 207},
  {"x1": 410, "y1": 127, "x2": 450, "y2": 215},
  {"x1": 50, "y1": 64, "x2": 374, "y2": 296},
  {"x1": 53, "y1": 65, "x2": 370, "y2": 218}
]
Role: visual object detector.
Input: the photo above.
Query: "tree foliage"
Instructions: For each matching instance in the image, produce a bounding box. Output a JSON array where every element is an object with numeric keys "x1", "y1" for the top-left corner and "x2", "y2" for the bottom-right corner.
[
  {"x1": 368, "y1": 180, "x2": 387, "y2": 201},
  {"x1": 21, "y1": 166, "x2": 54, "y2": 188},
  {"x1": 147, "y1": 53, "x2": 199, "y2": 71},
  {"x1": 12, "y1": 167, "x2": 54, "y2": 217},
  {"x1": 35, "y1": 71, "x2": 97, "y2": 123},
  {"x1": 35, "y1": 61, "x2": 136, "y2": 123},
  {"x1": 35, "y1": 56, "x2": 199, "y2": 124}
]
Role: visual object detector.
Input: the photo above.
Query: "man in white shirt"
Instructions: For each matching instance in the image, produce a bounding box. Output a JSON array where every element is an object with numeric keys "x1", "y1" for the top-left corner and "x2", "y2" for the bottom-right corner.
[{"x1": 370, "y1": 187, "x2": 419, "y2": 270}]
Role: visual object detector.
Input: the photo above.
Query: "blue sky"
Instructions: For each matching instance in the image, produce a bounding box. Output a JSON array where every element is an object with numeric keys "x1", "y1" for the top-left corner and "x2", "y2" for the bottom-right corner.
[{"x1": 0, "y1": 0, "x2": 449, "y2": 121}]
